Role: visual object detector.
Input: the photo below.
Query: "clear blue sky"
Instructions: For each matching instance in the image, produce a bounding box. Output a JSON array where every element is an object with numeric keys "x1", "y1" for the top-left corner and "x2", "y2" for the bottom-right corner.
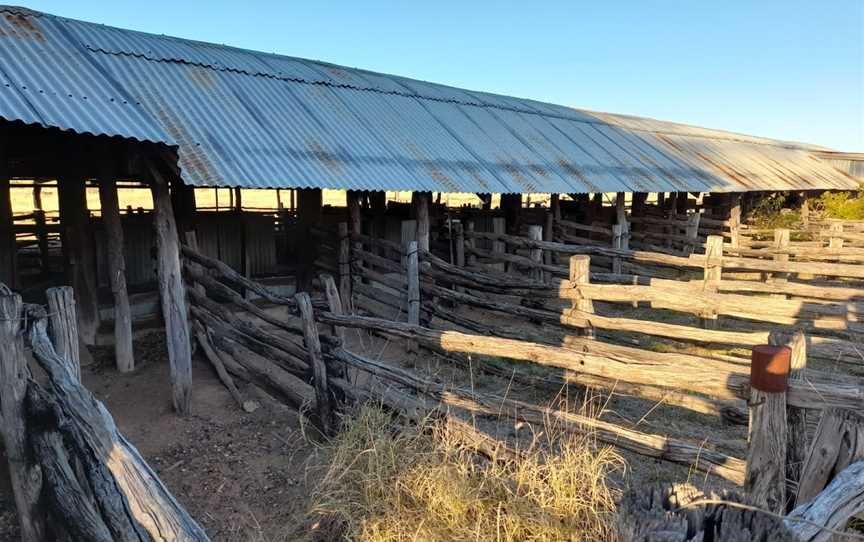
[{"x1": 23, "y1": 0, "x2": 864, "y2": 151}]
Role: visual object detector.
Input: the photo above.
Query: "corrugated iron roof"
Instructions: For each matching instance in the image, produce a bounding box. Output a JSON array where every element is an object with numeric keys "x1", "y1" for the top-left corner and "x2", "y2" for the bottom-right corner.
[{"x1": 0, "y1": 5, "x2": 857, "y2": 193}]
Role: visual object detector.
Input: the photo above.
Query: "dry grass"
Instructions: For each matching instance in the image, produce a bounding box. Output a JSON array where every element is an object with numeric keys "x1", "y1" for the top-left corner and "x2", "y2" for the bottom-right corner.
[{"x1": 301, "y1": 405, "x2": 622, "y2": 542}]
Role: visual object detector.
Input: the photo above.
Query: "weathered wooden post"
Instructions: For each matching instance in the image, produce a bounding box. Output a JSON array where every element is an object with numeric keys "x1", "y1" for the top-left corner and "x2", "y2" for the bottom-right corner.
[
  {"x1": 569, "y1": 255, "x2": 594, "y2": 339},
  {"x1": 400, "y1": 219, "x2": 417, "y2": 268},
  {"x1": 58, "y1": 171, "x2": 100, "y2": 345},
  {"x1": 296, "y1": 188, "x2": 323, "y2": 292},
  {"x1": 406, "y1": 240, "x2": 420, "y2": 353},
  {"x1": 701, "y1": 235, "x2": 723, "y2": 329},
  {"x1": 337, "y1": 222, "x2": 353, "y2": 314},
  {"x1": 745, "y1": 344, "x2": 791, "y2": 514},
  {"x1": 319, "y1": 273, "x2": 345, "y2": 343},
  {"x1": 491, "y1": 216, "x2": 506, "y2": 271},
  {"x1": 728, "y1": 193, "x2": 742, "y2": 248},
  {"x1": 769, "y1": 330, "x2": 808, "y2": 511},
  {"x1": 46, "y1": 286, "x2": 82, "y2": 381},
  {"x1": 543, "y1": 210, "x2": 554, "y2": 265},
  {"x1": 550, "y1": 193, "x2": 561, "y2": 222},
  {"x1": 0, "y1": 127, "x2": 16, "y2": 290},
  {"x1": 683, "y1": 213, "x2": 701, "y2": 254},
  {"x1": 0, "y1": 293, "x2": 48, "y2": 541},
  {"x1": 465, "y1": 220, "x2": 476, "y2": 266},
  {"x1": 828, "y1": 222, "x2": 844, "y2": 249},
  {"x1": 528, "y1": 225, "x2": 544, "y2": 282},
  {"x1": 412, "y1": 191, "x2": 431, "y2": 253},
  {"x1": 296, "y1": 291, "x2": 333, "y2": 434},
  {"x1": 454, "y1": 222, "x2": 465, "y2": 269},
  {"x1": 98, "y1": 159, "x2": 134, "y2": 373},
  {"x1": 772, "y1": 228, "x2": 790, "y2": 292},
  {"x1": 148, "y1": 163, "x2": 193, "y2": 415}
]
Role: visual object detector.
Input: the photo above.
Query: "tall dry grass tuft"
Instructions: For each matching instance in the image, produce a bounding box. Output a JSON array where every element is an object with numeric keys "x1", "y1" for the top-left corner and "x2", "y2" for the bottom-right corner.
[{"x1": 304, "y1": 405, "x2": 622, "y2": 541}]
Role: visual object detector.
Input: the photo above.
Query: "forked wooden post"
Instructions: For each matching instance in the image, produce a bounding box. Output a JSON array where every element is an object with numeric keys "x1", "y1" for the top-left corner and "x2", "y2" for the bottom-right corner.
[
  {"x1": 745, "y1": 344, "x2": 791, "y2": 514},
  {"x1": 569, "y1": 255, "x2": 594, "y2": 338},
  {"x1": 528, "y1": 225, "x2": 544, "y2": 282},
  {"x1": 98, "y1": 167, "x2": 135, "y2": 373},
  {"x1": 46, "y1": 286, "x2": 81, "y2": 381},
  {"x1": 406, "y1": 240, "x2": 420, "y2": 353},
  {"x1": 0, "y1": 293, "x2": 47, "y2": 541},
  {"x1": 337, "y1": 222, "x2": 353, "y2": 314},
  {"x1": 295, "y1": 292, "x2": 333, "y2": 434},
  {"x1": 701, "y1": 235, "x2": 723, "y2": 329},
  {"x1": 319, "y1": 273, "x2": 345, "y2": 342}
]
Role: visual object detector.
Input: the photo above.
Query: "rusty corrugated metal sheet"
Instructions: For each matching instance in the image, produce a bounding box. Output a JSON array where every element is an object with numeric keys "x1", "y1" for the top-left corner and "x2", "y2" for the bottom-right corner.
[{"x1": 0, "y1": 5, "x2": 857, "y2": 193}]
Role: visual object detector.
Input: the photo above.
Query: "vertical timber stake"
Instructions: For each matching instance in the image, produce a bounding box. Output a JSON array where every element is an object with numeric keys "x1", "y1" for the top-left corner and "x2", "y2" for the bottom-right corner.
[
  {"x1": 46, "y1": 286, "x2": 82, "y2": 381},
  {"x1": 0, "y1": 293, "x2": 47, "y2": 541},
  {"x1": 528, "y1": 225, "x2": 544, "y2": 282},
  {"x1": 150, "y1": 164, "x2": 193, "y2": 415},
  {"x1": 745, "y1": 344, "x2": 790, "y2": 514},
  {"x1": 98, "y1": 166, "x2": 135, "y2": 373},
  {"x1": 406, "y1": 240, "x2": 420, "y2": 353},
  {"x1": 295, "y1": 292, "x2": 332, "y2": 434},
  {"x1": 701, "y1": 235, "x2": 723, "y2": 329},
  {"x1": 569, "y1": 255, "x2": 594, "y2": 338},
  {"x1": 337, "y1": 222, "x2": 353, "y2": 314}
]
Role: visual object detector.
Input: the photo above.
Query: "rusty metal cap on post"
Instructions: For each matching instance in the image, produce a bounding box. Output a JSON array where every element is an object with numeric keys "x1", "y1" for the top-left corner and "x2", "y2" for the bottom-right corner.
[{"x1": 750, "y1": 345, "x2": 791, "y2": 393}]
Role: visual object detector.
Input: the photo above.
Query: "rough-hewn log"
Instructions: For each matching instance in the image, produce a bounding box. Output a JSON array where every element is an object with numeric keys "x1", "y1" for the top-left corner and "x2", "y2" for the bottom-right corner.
[
  {"x1": 46, "y1": 286, "x2": 82, "y2": 382},
  {"x1": 149, "y1": 163, "x2": 193, "y2": 415},
  {"x1": 785, "y1": 461, "x2": 864, "y2": 542},
  {"x1": 0, "y1": 133, "x2": 16, "y2": 289},
  {"x1": 0, "y1": 293, "x2": 47, "y2": 541},
  {"x1": 98, "y1": 171, "x2": 135, "y2": 373},
  {"x1": 773, "y1": 331, "x2": 809, "y2": 510},
  {"x1": 527, "y1": 224, "x2": 544, "y2": 282},
  {"x1": 296, "y1": 292, "x2": 332, "y2": 433},
  {"x1": 27, "y1": 310, "x2": 209, "y2": 541},
  {"x1": 406, "y1": 240, "x2": 420, "y2": 353},
  {"x1": 702, "y1": 235, "x2": 723, "y2": 328},
  {"x1": 569, "y1": 255, "x2": 594, "y2": 338},
  {"x1": 320, "y1": 273, "x2": 345, "y2": 341}
]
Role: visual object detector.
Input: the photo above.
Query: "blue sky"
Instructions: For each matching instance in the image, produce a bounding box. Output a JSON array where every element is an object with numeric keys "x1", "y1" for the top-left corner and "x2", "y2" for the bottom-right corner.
[{"x1": 24, "y1": 0, "x2": 864, "y2": 151}]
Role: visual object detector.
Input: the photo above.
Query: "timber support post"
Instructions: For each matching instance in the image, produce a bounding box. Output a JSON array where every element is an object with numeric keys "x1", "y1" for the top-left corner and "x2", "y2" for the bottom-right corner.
[
  {"x1": 58, "y1": 168, "x2": 100, "y2": 345},
  {"x1": 98, "y1": 151, "x2": 134, "y2": 373},
  {"x1": 701, "y1": 235, "x2": 723, "y2": 329},
  {"x1": 745, "y1": 344, "x2": 790, "y2": 514},
  {"x1": 528, "y1": 225, "x2": 544, "y2": 282},
  {"x1": 296, "y1": 188, "x2": 323, "y2": 292},
  {"x1": 296, "y1": 291, "x2": 333, "y2": 434},
  {"x1": 491, "y1": 216, "x2": 506, "y2": 271},
  {"x1": 543, "y1": 210, "x2": 554, "y2": 264},
  {"x1": 337, "y1": 222, "x2": 352, "y2": 314},
  {"x1": 465, "y1": 220, "x2": 476, "y2": 266},
  {"x1": 769, "y1": 330, "x2": 807, "y2": 511},
  {"x1": 568, "y1": 255, "x2": 594, "y2": 338},
  {"x1": 828, "y1": 222, "x2": 844, "y2": 250},
  {"x1": 400, "y1": 219, "x2": 417, "y2": 268},
  {"x1": 319, "y1": 273, "x2": 345, "y2": 343},
  {"x1": 0, "y1": 128, "x2": 16, "y2": 289},
  {"x1": 683, "y1": 213, "x2": 701, "y2": 254},
  {"x1": 46, "y1": 286, "x2": 81, "y2": 381},
  {"x1": 149, "y1": 162, "x2": 193, "y2": 415},
  {"x1": 412, "y1": 191, "x2": 431, "y2": 253},
  {"x1": 772, "y1": 228, "x2": 790, "y2": 289},
  {"x1": 406, "y1": 240, "x2": 420, "y2": 353},
  {"x1": 729, "y1": 193, "x2": 742, "y2": 248},
  {"x1": 0, "y1": 293, "x2": 47, "y2": 541}
]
